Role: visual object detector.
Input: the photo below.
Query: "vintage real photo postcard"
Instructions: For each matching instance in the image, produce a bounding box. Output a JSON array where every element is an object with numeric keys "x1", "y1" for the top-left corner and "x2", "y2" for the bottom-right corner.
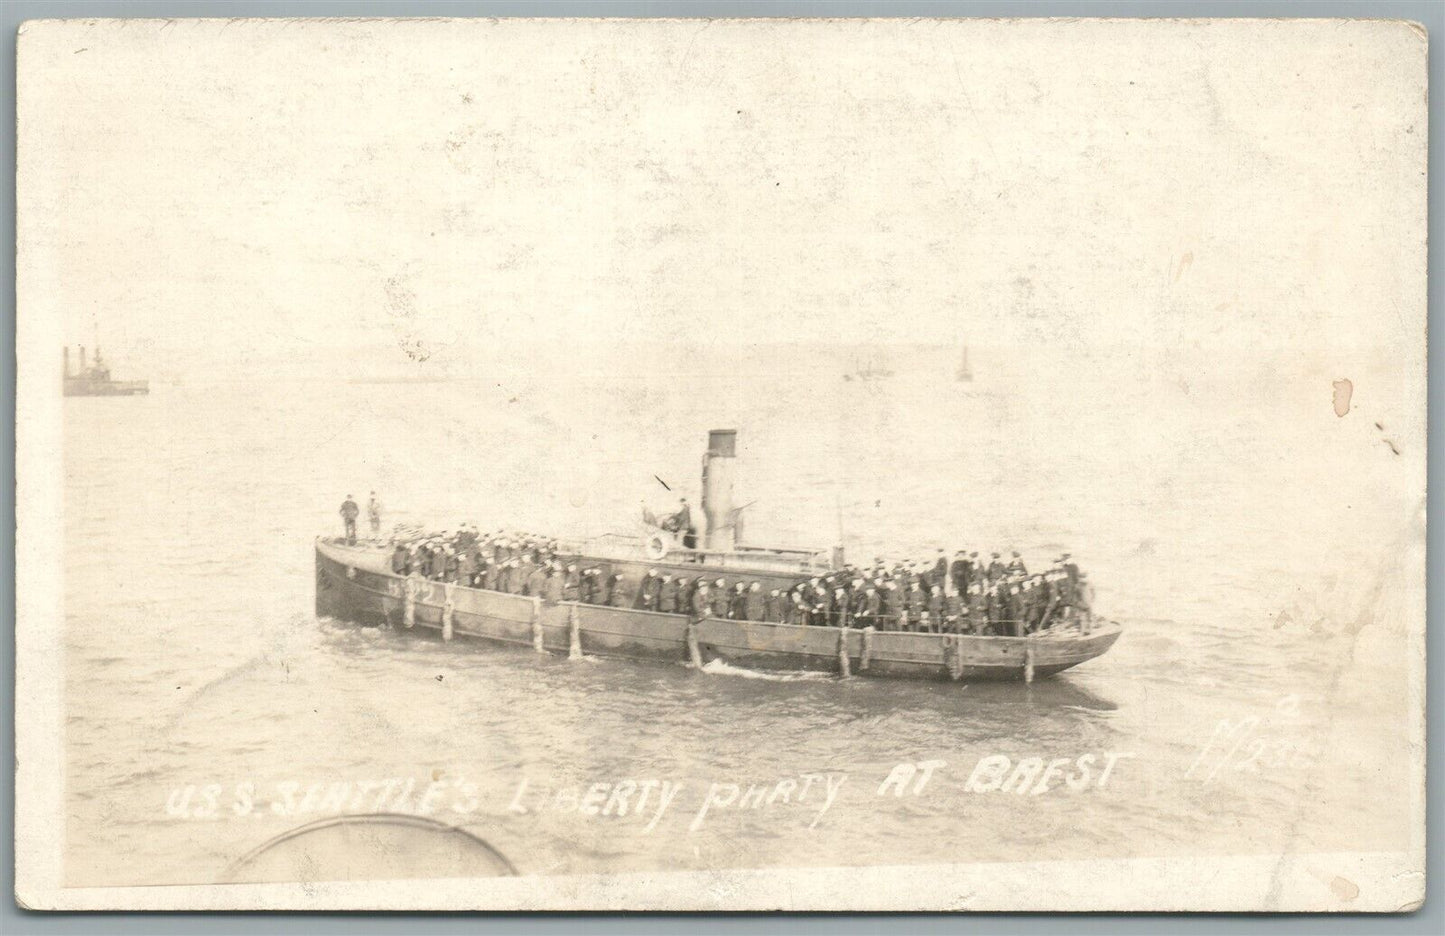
[{"x1": 15, "y1": 16, "x2": 1427, "y2": 911}]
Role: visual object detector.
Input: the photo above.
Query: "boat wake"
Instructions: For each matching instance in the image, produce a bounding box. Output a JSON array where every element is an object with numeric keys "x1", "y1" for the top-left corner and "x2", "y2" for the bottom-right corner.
[{"x1": 699, "y1": 659, "x2": 834, "y2": 682}]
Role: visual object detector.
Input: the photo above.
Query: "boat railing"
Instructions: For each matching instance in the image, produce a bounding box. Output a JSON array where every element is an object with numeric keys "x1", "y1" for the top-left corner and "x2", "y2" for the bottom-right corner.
[
  {"x1": 322, "y1": 543, "x2": 1100, "y2": 640},
  {"x1": 557, "y1": 532, "x2": 835, "y2": 574}
]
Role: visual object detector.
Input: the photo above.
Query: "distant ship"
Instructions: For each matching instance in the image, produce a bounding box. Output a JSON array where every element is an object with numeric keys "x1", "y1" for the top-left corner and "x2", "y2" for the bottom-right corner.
[
  {"x1": 63, "y1": 344, "x2": 149, "y2": 396},
  {"x1": 956, "y1": 345, "x2": 973, "y2": 382},
  {"x1": 843, "y1": 355, "x2": 894, "y2": 382}
]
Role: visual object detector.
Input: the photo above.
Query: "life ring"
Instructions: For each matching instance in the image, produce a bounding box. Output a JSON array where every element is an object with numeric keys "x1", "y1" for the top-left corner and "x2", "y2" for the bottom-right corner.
[{"x1": 645, "y1": 533, "x2": 668, "y2": 561}]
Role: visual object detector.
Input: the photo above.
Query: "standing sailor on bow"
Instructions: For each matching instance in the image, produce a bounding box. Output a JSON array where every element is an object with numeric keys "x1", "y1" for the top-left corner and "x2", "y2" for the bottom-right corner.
[
  {"x1": 367, "y1": 492, "x2": 383, "y2": 539},
  {"x1": 339, "y1": 495, "x2": 360, "y2": 545}
]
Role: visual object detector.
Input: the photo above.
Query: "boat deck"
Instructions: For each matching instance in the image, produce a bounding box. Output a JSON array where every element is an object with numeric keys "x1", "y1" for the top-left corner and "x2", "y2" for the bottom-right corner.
[{"x1": 315, "y1": 539, "x2": 1121, "y2": 683}]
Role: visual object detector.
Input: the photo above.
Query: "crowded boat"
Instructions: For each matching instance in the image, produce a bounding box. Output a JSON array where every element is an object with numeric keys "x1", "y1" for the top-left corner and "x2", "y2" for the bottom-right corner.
[{"x1": 370, "y1": 523, "x2": 1095, "y2": 637}]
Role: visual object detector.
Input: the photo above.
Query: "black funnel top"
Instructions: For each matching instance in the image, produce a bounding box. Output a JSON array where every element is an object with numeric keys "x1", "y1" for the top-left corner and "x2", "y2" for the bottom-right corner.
[{"x1": 707, "y1": 429, "x2": 737, "y2": 458}]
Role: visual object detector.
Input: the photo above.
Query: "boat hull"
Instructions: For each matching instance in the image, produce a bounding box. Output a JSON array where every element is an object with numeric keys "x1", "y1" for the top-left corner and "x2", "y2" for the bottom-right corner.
[{"x1": 314, "y1": 540, "x2": 1121, "y2": 682}]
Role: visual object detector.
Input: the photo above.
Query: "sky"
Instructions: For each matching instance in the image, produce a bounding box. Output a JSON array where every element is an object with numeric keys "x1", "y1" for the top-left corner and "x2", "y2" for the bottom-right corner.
[{"x1": 18, "y1": 18, "x2": 1426, "y2": 386}]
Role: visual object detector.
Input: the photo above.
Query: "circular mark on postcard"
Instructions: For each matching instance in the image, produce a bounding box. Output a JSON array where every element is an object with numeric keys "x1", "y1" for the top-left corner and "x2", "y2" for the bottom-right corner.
[{"x1": 220, "y1": 813, "x2": 518, "y2": 883}]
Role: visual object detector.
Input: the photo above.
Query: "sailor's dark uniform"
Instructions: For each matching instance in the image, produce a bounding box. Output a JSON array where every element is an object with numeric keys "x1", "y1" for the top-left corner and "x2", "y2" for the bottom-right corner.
[
  {"x1": 636, "y1": 572, "x2": 660, "y2": 610},
  {"x1": 744, "y1": 588, "x2": 763, "y2": 622},
  {"x1": 943, "y1": 593, "x2": 962, "y2": 632},
  {"x1": 966, "y1": 592, "x2": 987, "y2": 633},
  {"x1": 691, "y1": 587, "x2": 712, "y2": 620},
  {"x1": 861, "y1": 590, "x2": 881, "y2": 629},
  {"x1": 926, "y1": 591, "x2": 943, "y2": 633},
  {"x1": 340, "y1": 499, "x2": 360, "y2": 544},
  {"x1": 457, "y1": 551, "x2": 477, "y2": 585},
  {"x1": 904, "y1": 585, "x2": 925, "y2": 630},
  {"x1": 661, "y1": 579, "x2": 681, "y2": 613},
  {"x1": 951, "y1": 557, "x2": 971, "y2": 594},
  {"x1": 713, "y1": 587, "x2": 732, "y2": 618},
  {"x1": 1004, "y1": 587, "x2": 1024, "y2": 636}
]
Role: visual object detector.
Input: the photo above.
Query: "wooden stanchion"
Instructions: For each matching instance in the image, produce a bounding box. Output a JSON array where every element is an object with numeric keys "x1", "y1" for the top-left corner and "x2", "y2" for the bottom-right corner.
[
  {"x1": 441, "y1": 581, "x2": 456, "y2": 642},
  {"x1": 860, "y1": 625, "x2": 874, "y2": 672},
  {"x1": 531, "y1": 596, "x2": 545, "y2": 653},
  {"x1": 403, "y1": 574, "x2": 418, "y2": 629},
  {"x1": 568, "y1": 603, "x2": 582, "y2": 660},
  {"x1": 945, "y1": 634, "x2": 965, "y2": 682},
  {"x1": 1024, "y1": 645, "x2": 1036, "y2": 684},
  {"x1": 837, "y1": 627, "x2": 851, "y2": 679},
  {"x1": 686, "y1": 619, "x2": 704, "y2": 669}
]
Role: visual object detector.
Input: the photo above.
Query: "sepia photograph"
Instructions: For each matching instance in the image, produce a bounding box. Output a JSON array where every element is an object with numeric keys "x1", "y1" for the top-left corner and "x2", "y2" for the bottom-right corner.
[{"x1": 14, "y1": 14, "x2": 1428, "y2": 911}]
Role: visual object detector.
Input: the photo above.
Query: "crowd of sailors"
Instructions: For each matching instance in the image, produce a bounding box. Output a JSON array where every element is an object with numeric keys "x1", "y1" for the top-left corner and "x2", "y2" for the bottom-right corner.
[{"x1": 377, "y1": 524, "x2": 1093, "y2": 636}]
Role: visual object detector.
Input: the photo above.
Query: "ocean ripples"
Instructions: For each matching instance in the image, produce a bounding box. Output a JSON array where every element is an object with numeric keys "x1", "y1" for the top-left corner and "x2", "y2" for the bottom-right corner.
[{"x1": 59, "y1": 377, "x2": 1414, "y2": 887}]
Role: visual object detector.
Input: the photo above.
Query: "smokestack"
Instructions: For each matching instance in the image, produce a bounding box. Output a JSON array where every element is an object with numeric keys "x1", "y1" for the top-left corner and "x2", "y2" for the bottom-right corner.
[
  {"x1": 79, "y1": 345, "x2": 87, "y2": 371},
  {"x1": 63, "y1": 346, "x2": 70, "y2": 378},
  {"x1": 701, "y1": 429, "x2": 737, "y2": 552}
]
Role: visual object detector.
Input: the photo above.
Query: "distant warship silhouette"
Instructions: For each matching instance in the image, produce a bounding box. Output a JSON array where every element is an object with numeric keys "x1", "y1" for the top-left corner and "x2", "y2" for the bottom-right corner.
[{"x1": 63, "y1": 344, "x2": 148, "y2": 396}]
